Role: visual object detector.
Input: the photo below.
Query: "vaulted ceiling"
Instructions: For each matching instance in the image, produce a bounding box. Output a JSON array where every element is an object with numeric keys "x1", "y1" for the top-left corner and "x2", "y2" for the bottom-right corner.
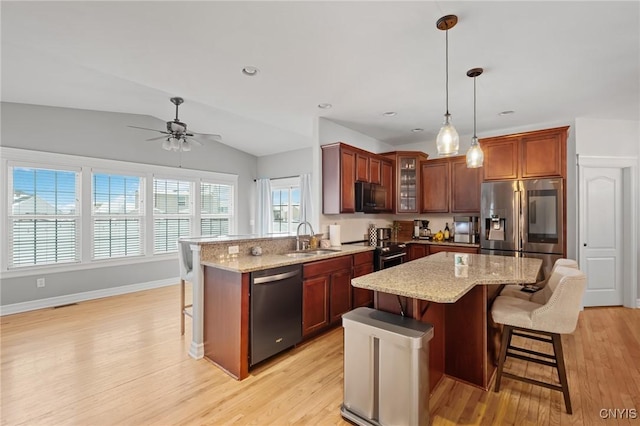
[{"x1": 2, "y1": 1, "x2": 638, "y2": 157}]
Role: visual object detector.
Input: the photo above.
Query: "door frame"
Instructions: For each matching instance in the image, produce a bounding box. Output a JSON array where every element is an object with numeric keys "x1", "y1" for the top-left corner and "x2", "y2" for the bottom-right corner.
[{"x1": 578, "y1": 155, "x2": 638, "y2": 308}]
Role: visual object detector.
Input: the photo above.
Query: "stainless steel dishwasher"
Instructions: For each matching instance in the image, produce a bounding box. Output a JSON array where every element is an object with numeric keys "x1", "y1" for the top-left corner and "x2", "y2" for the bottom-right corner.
[{"x1": 250, "y1": 264, "x2": 302, "y2": 366}]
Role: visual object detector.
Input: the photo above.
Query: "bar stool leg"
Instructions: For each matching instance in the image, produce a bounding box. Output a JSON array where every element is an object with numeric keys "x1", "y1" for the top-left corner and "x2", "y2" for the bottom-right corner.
[
  {"x1": 551, "y1": 333, "x2": 572, "y2": 414},
  {"x1": 180, "y1": 279, "x2": 185, "y2": 336},
  {"x1": 495, "y1": 325, "x2": 513, "y2": 392}
]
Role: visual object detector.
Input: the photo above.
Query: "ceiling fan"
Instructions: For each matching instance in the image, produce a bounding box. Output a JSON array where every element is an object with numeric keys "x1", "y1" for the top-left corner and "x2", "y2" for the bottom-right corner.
[{"x1": 129, "y1": 97, "x2": 221, "y2": 152}]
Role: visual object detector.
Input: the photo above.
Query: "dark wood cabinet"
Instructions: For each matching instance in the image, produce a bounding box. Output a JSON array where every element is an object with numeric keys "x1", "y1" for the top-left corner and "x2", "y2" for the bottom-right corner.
[
  {"x1": 381, "y1": 151, "x2": 429, "y2": 213},
  {"x1": 420, "y1": 155, "x2": 481, "y2": 213},
  {"x1": 369, "y1": 157, "x2": 381, "y2": 184},
  {"x1": 381, "y1": 160, "x2": 394, "y2": 211},
  {"x1": 322, "y1": 142, "x2": 393, "y2": 214},
  {"x1": 302, "y1": 255, "x2": 353, "y2": 337},
  {"x1": 450, "y1": 156, "x2": 481, "y2": 213},
  {"x1": 481, "y1": 126, "x2": 568, "y2": 181},
  {"x1": 421, "y1": 158, "x2": 449, "y2": 213},
  {"x1": 408, "y1": 244, "x2": 428, "y2": 260},
  {"x1": 302, "y1": 275, "x2": 329, "y2": 336},
  {"x1": 329, "y1": 268, "x2": 352, "y2": 324},
  {"x1": 352, "y1": 251, "x2": 374, "y2": 308},
  {"x1": 356, "y1": 152, "x2": 369, "y2": 182}
]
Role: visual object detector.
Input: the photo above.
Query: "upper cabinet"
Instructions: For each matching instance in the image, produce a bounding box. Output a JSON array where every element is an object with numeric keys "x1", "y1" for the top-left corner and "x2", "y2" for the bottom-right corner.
[
  {"x1": 322, "y1": 142, "x2": 393, "y2": 214},
  {"x1": 381, "y1": 151, "x2": 429, "y2": 214},
  {"x1": 420, "y1": 155, "x2": 481, "y2": 213},
  {"x1": 480, "y1": 126, "x2": 569, "y2": 181}
]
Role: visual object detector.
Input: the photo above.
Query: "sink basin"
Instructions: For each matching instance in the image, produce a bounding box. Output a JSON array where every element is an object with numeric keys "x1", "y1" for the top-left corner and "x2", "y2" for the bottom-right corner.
[
  {"x1": 283, "y1": 252, "x2": 317, "y2": 258},
  {"x1": 282, "y1": 249, "x2": 339, "y2": 258}
]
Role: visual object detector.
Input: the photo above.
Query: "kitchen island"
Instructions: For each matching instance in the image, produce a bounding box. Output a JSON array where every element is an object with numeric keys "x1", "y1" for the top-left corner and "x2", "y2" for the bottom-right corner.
[{"x1": 351, "y1": 251, "x2": 542, "y2": 391}]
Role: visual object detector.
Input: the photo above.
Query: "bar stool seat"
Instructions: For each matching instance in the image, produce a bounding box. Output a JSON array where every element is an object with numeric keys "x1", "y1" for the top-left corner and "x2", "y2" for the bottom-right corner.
[
  {"x1": 178, "y1": 241, "x2": 194, "y2": 336},
  {"x1": 491, "y1": 266, "x2": 586, "y2": 414},
  {"x1": 500, "y1": 258, "x2": 579, "y2": 302}
]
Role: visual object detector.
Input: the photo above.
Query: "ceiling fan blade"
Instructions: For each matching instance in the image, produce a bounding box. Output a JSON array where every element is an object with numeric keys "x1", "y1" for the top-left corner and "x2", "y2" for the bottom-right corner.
[
  {"x1": 146, "y1": 135, "x2": 169, "y2": 142},
  {"x1": 191, "y1": 132, "x2": 222, "y2": 142},
  {"x1": 185, "y1": 137, "x2": 202, "y2": 146},
  {"x1": 128, "y1": 125, "x2": 170, "y2": 134}
]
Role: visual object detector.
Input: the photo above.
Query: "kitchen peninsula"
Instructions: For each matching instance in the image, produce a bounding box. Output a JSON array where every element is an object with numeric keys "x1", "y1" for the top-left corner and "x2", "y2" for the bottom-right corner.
[
  {"x1": 351, "y1": 252, "x2": 542, "y2": 391},
  {"x1": 179, "y1": 234, "x2": 374, "y2": 379}
]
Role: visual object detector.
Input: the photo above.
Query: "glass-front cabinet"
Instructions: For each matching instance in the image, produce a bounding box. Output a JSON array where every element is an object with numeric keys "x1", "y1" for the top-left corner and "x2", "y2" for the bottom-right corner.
[{"x1": 381, "y1": 151, "x2": 429, "y2": 214}]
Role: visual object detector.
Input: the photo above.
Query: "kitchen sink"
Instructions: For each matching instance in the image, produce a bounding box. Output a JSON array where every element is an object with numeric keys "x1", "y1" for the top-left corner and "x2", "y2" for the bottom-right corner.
[
  {"x1": 283, "y1": 252, "x2": 317, "y2": 258},
  {"x1": 282, "y1": 249, "x2": 339, "y2": 258}
]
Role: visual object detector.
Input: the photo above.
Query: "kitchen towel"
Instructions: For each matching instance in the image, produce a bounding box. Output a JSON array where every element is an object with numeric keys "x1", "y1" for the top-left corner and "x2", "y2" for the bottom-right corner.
[{"x1": 329, "y1": 224, "x2": 341, "y2": 247}]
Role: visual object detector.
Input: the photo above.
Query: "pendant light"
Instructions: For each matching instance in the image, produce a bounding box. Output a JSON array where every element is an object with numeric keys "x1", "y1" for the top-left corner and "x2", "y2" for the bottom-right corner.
[
  {"x1": 466, "y1": 67, "x2": 484, "y2": 168},
  {"x1": 436, "y1": 15, "x2": 459, "y2": 157}
]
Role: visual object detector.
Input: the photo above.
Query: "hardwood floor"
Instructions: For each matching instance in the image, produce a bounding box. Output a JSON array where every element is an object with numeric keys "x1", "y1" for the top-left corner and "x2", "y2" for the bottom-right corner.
[{"x1": 1, "y1": 285, "x2": 638, "y2": 425}]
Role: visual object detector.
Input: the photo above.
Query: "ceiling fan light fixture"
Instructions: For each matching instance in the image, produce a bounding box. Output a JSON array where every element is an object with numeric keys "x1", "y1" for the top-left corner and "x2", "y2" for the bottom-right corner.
[
  {"x1": 181, "y1": 140, "x2": 192, "y2": 152},
  {"x1": 162, "y1": 139, "x2": 172, "y2": 151},
  {"x1": 170, "y1": 137, "x2": 181, "y2": 151},
  {"x1": 436, "y1": 14, "x2": 460, "y2": 157},
  {"x1": 466, "y1": 67, "x2": 484, "y2": 168}
]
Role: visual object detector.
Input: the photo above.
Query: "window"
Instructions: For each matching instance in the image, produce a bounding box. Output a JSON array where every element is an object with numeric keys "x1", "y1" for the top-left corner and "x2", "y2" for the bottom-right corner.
[
  {"x1": 271, "y1": 180, "x2": 300, "y2": 233},
  {"x1": 153, "y1": 178, "x2": 192, "y2": 253},
  {"x1": 2, "y1": 148, "x2": 238, "y2": 274},
  {"x1": 9, "y1": 165, "x2": 79, "y2": 267},
  {"x1": 201, "y1": 182, "x2": 233, "y2": 236},
  {"x1": 92, "y1": 173, "x2": 144, "y2": 259}
]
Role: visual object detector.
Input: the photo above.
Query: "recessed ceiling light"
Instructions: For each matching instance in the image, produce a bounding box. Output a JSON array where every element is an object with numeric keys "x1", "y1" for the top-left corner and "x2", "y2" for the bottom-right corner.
[
  {"x1": 318, "y1": 103, "x2": 332, "y2": 109},
  {"x1": 411, "y1": 128, "x2": 424, "y2": 133},
  {"x1": 498, "y1": 110, "x2": 515, "y2": 116},
  {"x1": 242, "y1": 66, "x2": 259, "y2": 76},
  {"x1": 383, "y1": 111, "x2": 397, "y2": 117}
]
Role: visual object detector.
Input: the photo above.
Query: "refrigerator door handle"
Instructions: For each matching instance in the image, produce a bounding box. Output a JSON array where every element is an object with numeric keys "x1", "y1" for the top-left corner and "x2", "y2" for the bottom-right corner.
[{"x1": 516, "y1": 187, "x2": 523, "y2": 251}]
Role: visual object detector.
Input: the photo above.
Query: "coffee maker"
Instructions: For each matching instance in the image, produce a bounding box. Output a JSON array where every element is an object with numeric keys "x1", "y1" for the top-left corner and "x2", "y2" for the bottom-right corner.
[{"x1": 413, "y1": 220, "x2": 431, "y2": 239}]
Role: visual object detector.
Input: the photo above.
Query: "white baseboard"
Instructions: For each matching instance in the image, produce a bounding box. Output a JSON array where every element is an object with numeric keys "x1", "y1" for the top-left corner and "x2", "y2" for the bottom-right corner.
[{"x1": 0, "y1": 277, "x2": 179, "y2": 316}]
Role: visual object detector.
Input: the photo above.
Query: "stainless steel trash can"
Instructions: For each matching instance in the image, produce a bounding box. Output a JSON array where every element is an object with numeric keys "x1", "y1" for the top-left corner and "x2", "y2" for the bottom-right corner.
[{"x1": 341, "y1": 307, "x2": 434, "y2": 426}]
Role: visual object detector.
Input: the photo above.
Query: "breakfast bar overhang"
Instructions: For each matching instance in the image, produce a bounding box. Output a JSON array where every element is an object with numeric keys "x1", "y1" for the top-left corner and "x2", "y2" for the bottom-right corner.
[{"x1": 350, "y1": 251, "x2": 543, "y2": 392}]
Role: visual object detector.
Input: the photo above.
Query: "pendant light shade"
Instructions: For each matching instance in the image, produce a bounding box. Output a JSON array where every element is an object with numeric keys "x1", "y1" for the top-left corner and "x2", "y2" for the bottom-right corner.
[
  {"x1": 466, "y1": 67, "x2": 484, "y2": 168},
  {"x1": 436, "y1": 15, "x2": 459, "y2": 157}
]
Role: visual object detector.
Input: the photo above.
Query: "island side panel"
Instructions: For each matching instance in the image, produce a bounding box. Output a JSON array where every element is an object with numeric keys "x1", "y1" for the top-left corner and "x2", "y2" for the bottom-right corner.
[
  {"x1": 203, "y1": 266, "x2": 249, "y2": 380},
  {"x1": 374, "y1": 292, "x2": 445, "y2": 393},
  {"x1": 444, "y1": 285, "x2": 490, "y2": 390}
]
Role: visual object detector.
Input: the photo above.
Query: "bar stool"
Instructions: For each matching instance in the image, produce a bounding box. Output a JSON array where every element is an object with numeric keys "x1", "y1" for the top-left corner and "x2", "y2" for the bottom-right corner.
[
  {"x1": 178, "y1": 241, "x2": 194, "y2": 335},
  {"x1": 491, "y1": 266, "x2": 586, "y2": 414},
  {"x1": 500, "y1": 258, "x2": 579, "y2": 302}
]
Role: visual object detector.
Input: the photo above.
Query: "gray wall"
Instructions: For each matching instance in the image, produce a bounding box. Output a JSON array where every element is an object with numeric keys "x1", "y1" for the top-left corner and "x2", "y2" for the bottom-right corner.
[
  {"x1": 1, "y1": 102, "x2": 258, "y2": 307},
  {"x1": 256, "y1": 147, "x2": 312, "y2": 179}
]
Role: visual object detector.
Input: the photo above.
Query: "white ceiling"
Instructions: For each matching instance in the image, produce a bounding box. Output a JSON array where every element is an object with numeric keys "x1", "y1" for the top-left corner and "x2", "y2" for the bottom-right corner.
[{"x1": 2, "y1": 1, "x2": 639, "y2": 157}]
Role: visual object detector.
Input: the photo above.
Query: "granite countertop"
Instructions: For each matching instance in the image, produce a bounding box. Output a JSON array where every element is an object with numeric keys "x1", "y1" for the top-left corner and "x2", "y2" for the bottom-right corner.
[
  {"x1": 351, "y1": 252, "x2": 542, "y2": 303},
  {"x1": 201, "y1": 244, "x2": 374, "y2": 273}
]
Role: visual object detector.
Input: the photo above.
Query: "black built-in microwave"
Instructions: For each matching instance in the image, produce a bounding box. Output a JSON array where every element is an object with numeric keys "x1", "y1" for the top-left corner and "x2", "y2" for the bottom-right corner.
[{"x1": 355, "y1": 181, "x2": 388, "y2": 213}]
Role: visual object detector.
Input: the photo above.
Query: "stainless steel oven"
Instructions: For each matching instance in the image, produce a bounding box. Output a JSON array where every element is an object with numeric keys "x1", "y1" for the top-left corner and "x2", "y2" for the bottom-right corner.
[{"x1": 374, "y1": 243, "x2": 407, "y2": 270}]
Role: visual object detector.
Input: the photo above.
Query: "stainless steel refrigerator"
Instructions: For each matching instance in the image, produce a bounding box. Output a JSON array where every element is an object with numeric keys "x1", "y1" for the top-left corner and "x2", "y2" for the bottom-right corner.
[{"x1": 480, "y1": 178, "x2": 564, "y2": 281}]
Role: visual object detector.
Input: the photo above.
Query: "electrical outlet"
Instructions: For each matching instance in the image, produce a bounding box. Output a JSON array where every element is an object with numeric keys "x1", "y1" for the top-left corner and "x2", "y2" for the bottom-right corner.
[
  {"x1": 228, "y1": 245, "x2": 239, "y2": 255},
  {"x1": 36, "y1": 278, "x2": 46, "y2": 288}
]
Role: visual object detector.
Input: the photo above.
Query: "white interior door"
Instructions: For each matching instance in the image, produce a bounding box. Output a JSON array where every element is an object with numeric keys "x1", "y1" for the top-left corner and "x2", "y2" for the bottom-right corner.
[{"x1": 579, "y1": 166, "x2": 623, "y2": 306}]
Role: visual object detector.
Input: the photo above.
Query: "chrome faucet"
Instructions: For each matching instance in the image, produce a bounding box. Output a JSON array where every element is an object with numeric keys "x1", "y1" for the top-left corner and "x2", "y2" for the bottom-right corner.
[{"x1": 296, "y1": 221, "x2": 315, "y2": 251}]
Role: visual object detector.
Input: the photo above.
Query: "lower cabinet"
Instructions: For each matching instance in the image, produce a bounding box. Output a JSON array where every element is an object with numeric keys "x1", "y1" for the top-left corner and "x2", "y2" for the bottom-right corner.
[
  {"x1": 302, "y1": 255, "x2": 353, "y2": 337},
  {"x1": 408, "y1": 244, "x2": 428, "y2": 260},
  {"x1": 352, "y1": 251, "x2": 374, "y2": 308}
]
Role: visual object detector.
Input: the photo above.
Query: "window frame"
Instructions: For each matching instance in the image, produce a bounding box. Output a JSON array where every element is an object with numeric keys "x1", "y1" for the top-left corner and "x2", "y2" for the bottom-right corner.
[
  {"x1": 90, "y1": 169, "x2": 146, "y2": 261},
  {"x1": 270, "y1": 177, "x2": 300, "y2": 234},
  {"x1": 7, "y1": 161, "x2": 82, "y2": 269},
  {"x1": 200, "y1": 180, "x2": 235, "y2": 237},
  {"x1": 0, "y1": 147, "x2": 238, "y2": 278}
]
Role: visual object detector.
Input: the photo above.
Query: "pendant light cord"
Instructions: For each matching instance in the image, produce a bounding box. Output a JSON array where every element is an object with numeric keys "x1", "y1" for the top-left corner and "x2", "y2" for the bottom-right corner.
[
  {"x1": 445, "y1": 29, "x2": 450, "y2": 115},
  {"x1": 473, "y1": 75, "x2": 477, "y2": 138}
]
